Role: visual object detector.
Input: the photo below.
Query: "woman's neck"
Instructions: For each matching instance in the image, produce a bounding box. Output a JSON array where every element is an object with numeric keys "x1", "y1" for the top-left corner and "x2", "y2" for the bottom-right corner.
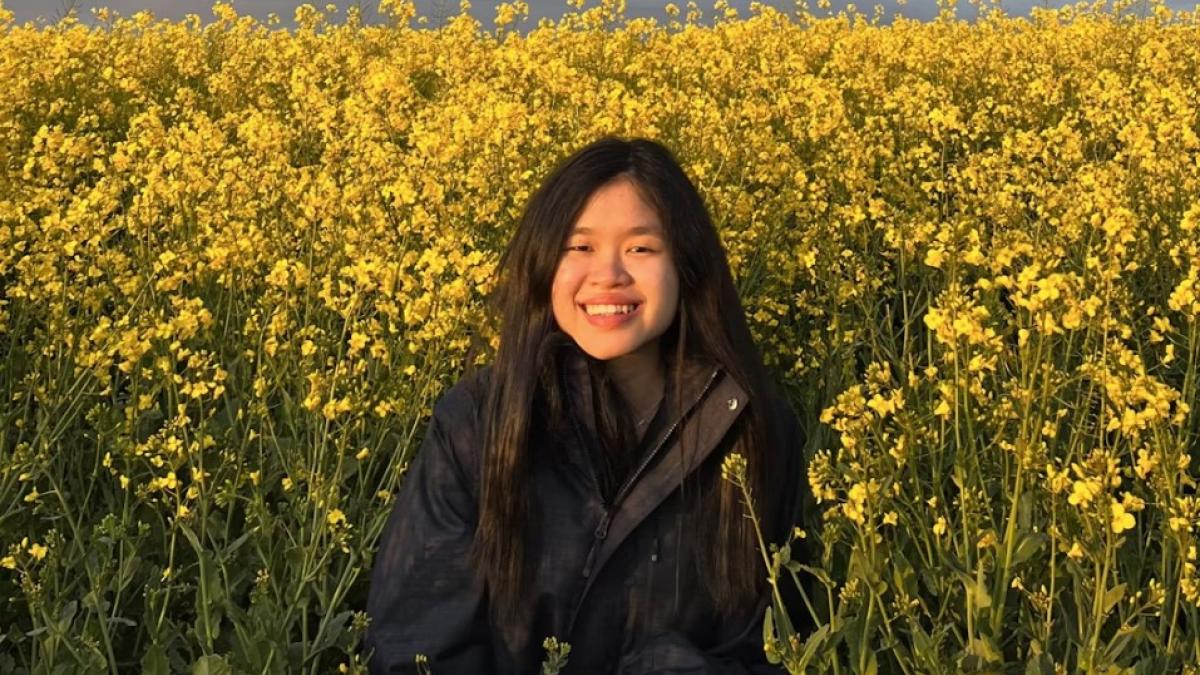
[{"x1": 603, "y1": 339, "x2": 665, "y2": 420}]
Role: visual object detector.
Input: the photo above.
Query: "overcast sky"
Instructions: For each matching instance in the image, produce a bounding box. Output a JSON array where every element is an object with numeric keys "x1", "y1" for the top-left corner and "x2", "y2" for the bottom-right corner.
[{"x1": 3, "y1": 0, "x2": 1190, "y2": 30}]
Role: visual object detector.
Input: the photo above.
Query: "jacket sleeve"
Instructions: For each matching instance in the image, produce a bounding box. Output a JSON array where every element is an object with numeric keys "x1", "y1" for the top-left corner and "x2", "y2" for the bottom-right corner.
[
  {"x1": 364, "y1": 384, "x2": 495, "y2": 675},
  {"x1": 615, "y1": 592, "x2": 785, "y2": 674}
]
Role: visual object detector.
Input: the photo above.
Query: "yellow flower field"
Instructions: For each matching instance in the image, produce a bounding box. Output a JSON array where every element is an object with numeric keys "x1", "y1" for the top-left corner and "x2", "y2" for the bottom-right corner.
[{"x1": 1, "y1": 0, "x2": 1199, "y2": 671}]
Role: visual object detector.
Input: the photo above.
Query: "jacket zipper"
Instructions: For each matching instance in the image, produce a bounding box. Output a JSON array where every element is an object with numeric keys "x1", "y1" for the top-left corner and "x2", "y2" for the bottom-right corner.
[
  {"x1": 565, "y1": 367, "x2": 721, "y2": 642},
  {"x1": 576, "y1": 366, "x2": 720, "y2": 581}
]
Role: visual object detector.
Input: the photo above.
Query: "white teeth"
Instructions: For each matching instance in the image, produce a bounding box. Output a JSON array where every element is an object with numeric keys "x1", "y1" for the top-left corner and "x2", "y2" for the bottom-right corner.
[{"x1": 584, "y1": 304, "x2": 637, "y2": 316}]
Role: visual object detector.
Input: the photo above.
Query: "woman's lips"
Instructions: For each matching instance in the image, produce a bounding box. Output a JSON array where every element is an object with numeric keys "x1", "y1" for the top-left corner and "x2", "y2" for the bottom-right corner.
[{"x1": 580, "y1": 303, "x2": 641, "y2": 328}]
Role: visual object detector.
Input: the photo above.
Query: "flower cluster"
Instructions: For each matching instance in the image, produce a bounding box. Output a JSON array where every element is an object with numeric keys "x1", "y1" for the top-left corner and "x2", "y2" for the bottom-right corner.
[{"x1": 2, "y1": 0, "x2": 1199, "y2": 671}]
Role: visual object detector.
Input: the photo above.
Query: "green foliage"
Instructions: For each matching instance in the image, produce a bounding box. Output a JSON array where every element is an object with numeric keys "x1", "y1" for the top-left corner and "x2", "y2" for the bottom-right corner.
[{"x1": 4, "y1": 0, "x2": 1200, "y2": 672}]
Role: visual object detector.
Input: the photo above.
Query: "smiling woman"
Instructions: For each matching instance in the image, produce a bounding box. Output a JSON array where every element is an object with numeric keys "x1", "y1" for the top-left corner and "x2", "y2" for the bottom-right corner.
[
  {"x1": 364, "y1": 136, "x2": 810, "y2": 674},
  {"x1": 551, "y1": 176, "x2": 680, "y2": 426}
]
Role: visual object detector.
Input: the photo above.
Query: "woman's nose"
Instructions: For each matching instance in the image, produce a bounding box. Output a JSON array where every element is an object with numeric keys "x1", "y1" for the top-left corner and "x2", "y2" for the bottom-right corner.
[{"x1": 589, "y1": 251, "x2": 632, "y2": 285}]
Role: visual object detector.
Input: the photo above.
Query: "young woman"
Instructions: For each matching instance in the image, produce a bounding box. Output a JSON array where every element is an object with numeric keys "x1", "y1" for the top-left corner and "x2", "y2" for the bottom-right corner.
[{"x1": 365, "y1": 137, "x2": 809, "y2": 673}]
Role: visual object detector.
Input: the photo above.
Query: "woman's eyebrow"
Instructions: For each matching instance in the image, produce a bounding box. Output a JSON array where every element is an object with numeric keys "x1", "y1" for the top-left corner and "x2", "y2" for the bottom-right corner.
[{"x1": 570, "y1": 224, "x2": 663, "y2": 236}]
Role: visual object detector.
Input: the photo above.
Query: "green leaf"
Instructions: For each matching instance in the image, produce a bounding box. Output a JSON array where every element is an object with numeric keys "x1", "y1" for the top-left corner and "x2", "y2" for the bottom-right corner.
[
  {"x1": 844, "y1": 614, "x2": 867, "y2": 671},
  {"x1": 795, "y1": 625, "x2": 829, "y2": 670},
  {"x1": 848, "y1": 547, "x2": 875, "y2": 586},
  {"x1": 1012, "y1": 533, "x2": 1047, "y2": 566},
  {"x1": 862, "y1": 648, "x2": 878, "y2": 675},
  {"x1": 1102, "y1": 583, "x2": 1126, "y2": 616},
  {"x1": 142, "y1": 644, "x2": 169, "y2": 675},
  {"x1": 762, "y1": 608, "x2": 780, "y2": 665},
  {"x1": 1018, "y1": 489, "x2": 1034, "y2": 532},
  {"x1": 57, "y1": 600, "x2": 77, "y2": 632},
  {"x1": 889, "y1": 550, "x2": 918, "y2": 599},
  {"x1": 83, "y1": 589, "x2": 110, "y2": 614},
  {"x1": 795, "y1": 563, "x2": 835, "y2": 588},
  {"x1": 910, "y1": 622, "x2": 934, "y2": 660},
  {"x1": 179, "y1": 523, "x2": 203, "y2": 554},
  {"x1": 310, "y1": 610, "x2": 353, "y2": 656},
  {"x1": 1132, "y1": 653, "x2": 1182, "y2": 675},
  {"x1": 200, "y1": 550, "x2": 221, "y2": 594},
  {"x1": 958, "y1": 573, "x2": 992, "y2": 610},
  {"x1": 1025, "y1": 653, "x2": 1054, "y2": 675},
  {"x1": 967, "y1": 636, "x2": 1002, "y2": 664},
  {"x1": 192, "y1": 654, "x2": 232, "y2": 675},
  {"x1": 770, "y1": 583, "x2": 797, "y2": 639},
  {"x1": 192, "y1": 549, "x2": 224, "y2": 648},
  {"x1": 1103, "y1": 623, "x2": 1139, "y2": 664}
]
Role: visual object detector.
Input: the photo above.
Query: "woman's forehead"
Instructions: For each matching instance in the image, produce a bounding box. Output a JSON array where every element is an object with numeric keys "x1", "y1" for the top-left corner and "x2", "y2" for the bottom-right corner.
[
  {"x1": 572, "y1": 178, "x2": 663, "y2": 232},
  {"x1": 569, "y1": 223, "x2": 663, "y2": 236}
]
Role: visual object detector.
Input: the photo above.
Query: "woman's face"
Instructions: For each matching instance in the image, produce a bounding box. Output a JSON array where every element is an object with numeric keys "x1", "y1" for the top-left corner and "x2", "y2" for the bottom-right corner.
[{"x1": 551, "y1": 177, "x2": 680, "y2": 362}]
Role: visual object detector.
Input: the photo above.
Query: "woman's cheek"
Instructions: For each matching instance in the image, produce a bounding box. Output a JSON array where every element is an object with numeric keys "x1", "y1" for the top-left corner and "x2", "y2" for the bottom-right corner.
[{"x1": 550, "y1": 271, "x2": 579, "y2": 323}]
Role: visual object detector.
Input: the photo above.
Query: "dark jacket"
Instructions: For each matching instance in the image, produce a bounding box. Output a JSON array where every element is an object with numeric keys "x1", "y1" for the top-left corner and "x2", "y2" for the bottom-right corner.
[{"x1": 364, "y1": 340, "x2": 810, "y2": 674}]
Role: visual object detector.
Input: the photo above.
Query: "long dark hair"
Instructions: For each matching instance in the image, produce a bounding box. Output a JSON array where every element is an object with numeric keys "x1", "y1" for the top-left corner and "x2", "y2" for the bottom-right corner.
[{"x1": 469, "y1": 135, "x2": 787, "y2": 632}]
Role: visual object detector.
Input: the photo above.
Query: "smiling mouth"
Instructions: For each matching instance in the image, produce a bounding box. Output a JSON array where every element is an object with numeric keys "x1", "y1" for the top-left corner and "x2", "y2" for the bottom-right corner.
[{"x1": 580, "y1": 303, "x2": 641, "y2": 316}]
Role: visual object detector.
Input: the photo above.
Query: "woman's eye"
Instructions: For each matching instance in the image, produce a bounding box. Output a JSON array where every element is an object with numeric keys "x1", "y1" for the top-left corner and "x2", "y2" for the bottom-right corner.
[{"x1": 563, "y1": 244, "x2": 655, "y2": 253}]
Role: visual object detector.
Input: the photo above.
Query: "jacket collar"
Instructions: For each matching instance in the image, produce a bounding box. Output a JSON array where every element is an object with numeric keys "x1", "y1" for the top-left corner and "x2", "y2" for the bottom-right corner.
[{"x1": 554, "y1": 334, "x2": 729, "y2": 443}]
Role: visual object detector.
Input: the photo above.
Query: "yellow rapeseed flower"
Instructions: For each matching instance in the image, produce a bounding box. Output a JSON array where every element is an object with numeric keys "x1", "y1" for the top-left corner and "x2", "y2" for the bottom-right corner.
[
  {"x1": 1045, "y1": 464, "x2": 1070, "y2": 494},
  {"x1": 1110, "y1": 500, "x2": 1136, "y2": 534},
  {"x1": 843, "y1": 482, "x2": 870, "y2": 524},
  {"x1": 1067, "y1": 542, "x2": 1085, "y2": 561},
  {"x1": 720, "y1": 453, "x2": 748, "y2": 485},
  {"x1": 1067, "y1": 479, "x2": 1102, "y2": 507}
]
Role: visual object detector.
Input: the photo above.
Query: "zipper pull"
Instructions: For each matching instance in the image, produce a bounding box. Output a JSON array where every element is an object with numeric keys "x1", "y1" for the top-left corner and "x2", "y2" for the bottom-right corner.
[
  {"x1": 581, "y1": 511, "x2": 612, "y2": 578},
  {"x1": 651, "y1": 535, "x2": 660, "y2": 563},
  {"x1": 594, "y1": 511, "x2": 611, "y2": 540}
]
